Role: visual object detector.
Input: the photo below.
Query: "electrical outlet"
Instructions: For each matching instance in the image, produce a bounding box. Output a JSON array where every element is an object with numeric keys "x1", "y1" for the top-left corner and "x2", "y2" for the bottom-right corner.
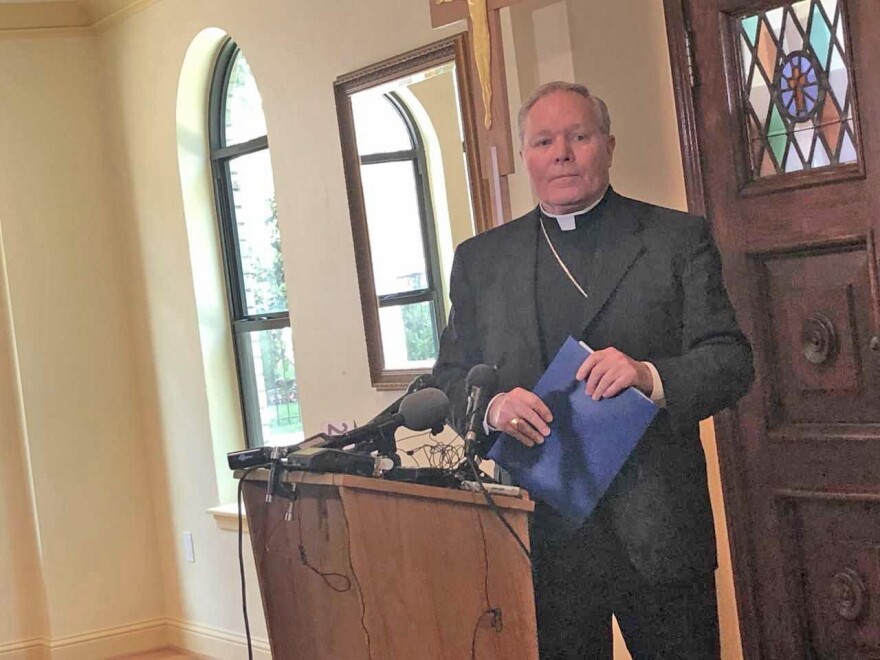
[{"x1": 183, "y1": 532, "x2": 195, "y2": 563}]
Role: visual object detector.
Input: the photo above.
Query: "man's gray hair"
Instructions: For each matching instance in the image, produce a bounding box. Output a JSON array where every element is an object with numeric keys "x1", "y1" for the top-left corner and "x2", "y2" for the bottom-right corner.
[{"x1": 517, "y1": 81, "x2": 612, "y2": 143}]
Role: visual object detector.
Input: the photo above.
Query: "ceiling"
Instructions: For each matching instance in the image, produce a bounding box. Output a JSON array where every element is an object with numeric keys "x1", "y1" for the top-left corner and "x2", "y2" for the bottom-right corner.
[{"x1": 0, "y1": 0, "x2": 144, "y2": 30}]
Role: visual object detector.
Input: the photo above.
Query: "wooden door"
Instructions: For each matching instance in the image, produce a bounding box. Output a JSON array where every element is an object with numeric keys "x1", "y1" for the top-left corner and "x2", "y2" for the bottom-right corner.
[{"x1": 664, "y1": 0, "x2": 880, "y2": 657}]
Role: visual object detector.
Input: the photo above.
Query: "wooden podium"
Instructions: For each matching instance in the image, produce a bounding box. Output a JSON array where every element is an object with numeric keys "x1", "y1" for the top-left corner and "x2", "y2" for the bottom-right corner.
[{"x1": 241, "y1": 470, "x2": 537, "y2": 659}]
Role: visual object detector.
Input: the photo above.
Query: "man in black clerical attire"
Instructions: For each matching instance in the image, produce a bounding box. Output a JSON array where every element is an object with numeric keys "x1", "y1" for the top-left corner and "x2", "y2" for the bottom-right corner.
[{"x1": 432, "y1": 81, "x2": 753, "y2": 658}]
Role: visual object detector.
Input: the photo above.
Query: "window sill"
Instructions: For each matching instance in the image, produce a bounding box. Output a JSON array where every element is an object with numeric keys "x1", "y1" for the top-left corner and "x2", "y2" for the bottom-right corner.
[{"x1": 208, "y1": 503, "x2": 249, "y2": 532}]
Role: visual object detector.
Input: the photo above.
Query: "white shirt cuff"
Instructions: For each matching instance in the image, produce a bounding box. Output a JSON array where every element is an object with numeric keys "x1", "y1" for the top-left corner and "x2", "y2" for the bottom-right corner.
[
  {"x1": 642, "y1": 361, "x2": 666, "y2": 408},
  {"x1": 482, "y1": 392, "x2": 506, "y2": 433}
]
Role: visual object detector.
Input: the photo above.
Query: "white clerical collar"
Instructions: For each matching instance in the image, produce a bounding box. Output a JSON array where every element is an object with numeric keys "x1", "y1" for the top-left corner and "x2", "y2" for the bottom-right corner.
[{"x1": 540, "y1": 187, "x2": 608, "y2": 231}]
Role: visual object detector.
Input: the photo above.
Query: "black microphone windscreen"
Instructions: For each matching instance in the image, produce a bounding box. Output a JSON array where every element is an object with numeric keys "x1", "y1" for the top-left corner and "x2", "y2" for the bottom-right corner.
[
  {"x1": 465, "y1": 364, "x2": 497, "y2": 392},
  {"x1": 399, "y1": 387, "x2": 450, "y2": 431}
]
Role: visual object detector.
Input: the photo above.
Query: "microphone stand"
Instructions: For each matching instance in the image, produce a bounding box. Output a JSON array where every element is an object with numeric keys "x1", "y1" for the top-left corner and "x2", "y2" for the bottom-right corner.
[{"x1": 264, "y1": 445, "x2": 286, "y2": 503}]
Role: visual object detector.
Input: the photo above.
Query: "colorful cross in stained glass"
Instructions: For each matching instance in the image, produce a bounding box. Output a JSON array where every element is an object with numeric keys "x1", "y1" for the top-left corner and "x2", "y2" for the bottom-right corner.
[{"x1": 736, "y1": 0, "x2": 858, "y2": 178}]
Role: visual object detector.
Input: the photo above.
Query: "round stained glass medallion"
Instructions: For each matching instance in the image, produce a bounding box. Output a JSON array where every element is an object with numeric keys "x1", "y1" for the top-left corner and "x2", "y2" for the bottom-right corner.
[{"x1": 776, "y1": 50, "x2": 822, "y2": 122}]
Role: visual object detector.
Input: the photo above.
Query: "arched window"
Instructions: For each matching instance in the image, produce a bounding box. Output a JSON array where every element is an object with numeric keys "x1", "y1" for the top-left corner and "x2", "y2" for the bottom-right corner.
[
  {"x1": 209, "y1": 39, "x2": 301, "y2": 447},
  {"x1": 351, "y1": 91, "x2": 445, "y2": 371}
]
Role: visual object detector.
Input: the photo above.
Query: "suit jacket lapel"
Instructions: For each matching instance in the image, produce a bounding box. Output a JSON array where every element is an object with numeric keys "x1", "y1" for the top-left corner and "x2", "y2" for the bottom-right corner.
[
  {"x1": 493, "y1": 208, "x2": 544, "y2": 387},
  {"x1": 491, "y1": 194, "x2": 646, "y2": 387},
  {"x1": 580, "y1": 192, "x2": 647, "y2": 333}
]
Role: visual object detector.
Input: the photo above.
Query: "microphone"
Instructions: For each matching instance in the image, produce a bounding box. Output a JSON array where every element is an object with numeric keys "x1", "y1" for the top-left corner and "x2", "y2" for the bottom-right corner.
[
  {"x1": 265, "y1": 445, "x2": 287, "y2": 503},
  {"x1": 398, "y1": 387, "x2": 449, "y2": 433},
  {"x1": 321, "y1": 387, "x2": 450, "y2": 454},
  {"x1": 463, "y1": 364, "x2": 498, "y2": 453}
]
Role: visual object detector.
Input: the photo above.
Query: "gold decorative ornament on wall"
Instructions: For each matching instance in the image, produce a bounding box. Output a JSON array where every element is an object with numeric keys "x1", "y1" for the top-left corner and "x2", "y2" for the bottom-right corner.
[{"x1": 435, "y1": 0, "x2": 492, "y2": 129}]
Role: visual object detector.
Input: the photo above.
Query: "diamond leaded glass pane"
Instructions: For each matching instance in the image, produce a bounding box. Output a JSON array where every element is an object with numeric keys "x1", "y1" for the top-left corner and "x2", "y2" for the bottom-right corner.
[{"x1": 737, "y1": 0, "x2": 858, "y2": 179}]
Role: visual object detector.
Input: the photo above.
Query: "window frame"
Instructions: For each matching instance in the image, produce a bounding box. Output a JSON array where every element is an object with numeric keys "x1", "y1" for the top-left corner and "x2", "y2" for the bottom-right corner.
[{"x1": 209, "y1": 37, "x2": 292, "y2": 446}]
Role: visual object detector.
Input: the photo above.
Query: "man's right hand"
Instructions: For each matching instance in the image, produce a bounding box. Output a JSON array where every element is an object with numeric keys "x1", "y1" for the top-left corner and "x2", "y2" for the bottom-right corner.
[{"x1": 487, "y1": 388, "x2": 553, "y2": 447}]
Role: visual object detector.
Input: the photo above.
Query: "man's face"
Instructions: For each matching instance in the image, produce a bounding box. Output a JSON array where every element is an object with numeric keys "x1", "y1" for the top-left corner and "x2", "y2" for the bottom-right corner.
[{"x1": 520, "y1": 91, "x2": 616, "y2": 215}]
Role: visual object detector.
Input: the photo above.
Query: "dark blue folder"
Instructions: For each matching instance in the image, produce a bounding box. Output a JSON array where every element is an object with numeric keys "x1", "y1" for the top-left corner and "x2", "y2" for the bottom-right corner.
[{"x1": 487, "y1": 336, "x2": 658, "y2": 524}]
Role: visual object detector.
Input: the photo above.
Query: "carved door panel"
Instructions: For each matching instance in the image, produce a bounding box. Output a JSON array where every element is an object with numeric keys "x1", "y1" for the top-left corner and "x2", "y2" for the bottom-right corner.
[{"x1": 665, "y1": 0, "x2": 880, "y2": 657}]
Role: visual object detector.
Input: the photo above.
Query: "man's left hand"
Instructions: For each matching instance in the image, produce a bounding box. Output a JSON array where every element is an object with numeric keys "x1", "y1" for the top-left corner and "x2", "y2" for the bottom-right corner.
[{"x1": 576, "y1": 347, "x2": 653, "y2": 400}]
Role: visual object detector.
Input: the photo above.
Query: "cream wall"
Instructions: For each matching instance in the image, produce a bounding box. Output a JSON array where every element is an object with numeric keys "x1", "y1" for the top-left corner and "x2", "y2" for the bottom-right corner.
[
  {"x1": 408, "y1": 70, "x2": 474, "y2": 301},
  {"x1": 566, "y1": 0, "x2": 687, "y2": 210},
  {"x1": 94, "y1": 0, "x2": 462, "y2": 653},
  {"x1": 0, "y1": 224, "x2": 48, "y2": 653},
  {"x1": 0, "y1": 32, "x2": 165, "y2": 656}
]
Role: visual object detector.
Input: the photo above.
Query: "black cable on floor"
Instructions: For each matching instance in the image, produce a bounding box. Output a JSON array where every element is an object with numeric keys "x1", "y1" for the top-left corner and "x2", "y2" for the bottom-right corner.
[{"x1": 237, "y1": 466, "x2": 262, "y2": 660}]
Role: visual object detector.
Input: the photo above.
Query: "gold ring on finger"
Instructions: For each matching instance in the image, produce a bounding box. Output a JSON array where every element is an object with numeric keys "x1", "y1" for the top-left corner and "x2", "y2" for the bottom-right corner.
[{"x1": 510, "y1": 418, "x2": 520, "y2": 429}]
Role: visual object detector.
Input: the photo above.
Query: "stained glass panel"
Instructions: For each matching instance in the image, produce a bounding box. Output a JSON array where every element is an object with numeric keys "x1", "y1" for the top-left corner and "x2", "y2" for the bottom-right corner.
[{"x1": 736, "y1": 0, "x2": 858, "y2": 179}]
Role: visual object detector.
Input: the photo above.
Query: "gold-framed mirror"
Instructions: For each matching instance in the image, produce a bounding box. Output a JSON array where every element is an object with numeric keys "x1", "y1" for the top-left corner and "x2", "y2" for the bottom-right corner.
[{"x1": 335, "y1": 33, "x2": 490, "y2": 390}]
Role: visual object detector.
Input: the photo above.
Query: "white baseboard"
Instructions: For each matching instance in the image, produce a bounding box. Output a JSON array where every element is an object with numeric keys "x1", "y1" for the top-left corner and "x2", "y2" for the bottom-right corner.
[
  {"x1": 0, "y1": 619, "x2": 165, "y2": 660},
  {"x1": 0, "y1": 638, "x2": 48, "y2": 660},
  {"x1": 167, "y1": 619, "x2": 270, "y2": 660},
  {"x1": 49, "y1": 619, "x2": 167, "y2": 660},
  {"x1": 0, "y1": 617, "x2": 271, "y2": 660}
]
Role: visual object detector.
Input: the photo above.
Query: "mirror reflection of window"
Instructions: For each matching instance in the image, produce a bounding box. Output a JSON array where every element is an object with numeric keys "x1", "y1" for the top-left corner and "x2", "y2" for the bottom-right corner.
[
  {"x1": 354, "y1": 92, "x2": 443, "y2": 370},
  {"x1": 350, "y1": 63, "x2": 475, "y2": 373},
  {"x1": 336, "y1": 35, "x2": 486, "y2": 388}
]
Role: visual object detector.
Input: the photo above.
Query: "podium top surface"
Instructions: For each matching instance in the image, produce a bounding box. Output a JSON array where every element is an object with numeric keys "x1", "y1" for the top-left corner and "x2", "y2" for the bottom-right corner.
[{"x1": 238, "y1": 469, "x2": 534, "y2": 513}]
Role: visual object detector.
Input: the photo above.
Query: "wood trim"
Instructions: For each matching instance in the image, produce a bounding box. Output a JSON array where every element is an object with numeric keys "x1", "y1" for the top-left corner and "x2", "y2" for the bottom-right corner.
[
  {"x1": 454, "y1": 32, "x2": 493, "y2": 234},
  {"x1": 242, "y1": 468, "x2": 535, "y2": 512},
  {"x1": 717, "y1": 0, "x2": 805, "y2": 14},
  {"x1": 663, "y1": 0, "x2": 707, "y2": 215},
  {"x1": 867, "y1": 230, "x2": 880, "y2": 341},
  {"x1": 663, "y1": 2, "x2": 759, "y2": 658},
  {"x1": 745, "y1": 233, "x2": 866, "y2": 258},
  {"x1": 336, "y1": 38, "x2": 457, "y2": 91},
  {"x1": 774, "y1": 488, "x2": 880, "y2": 503},
  {"x1": 737, "y1": 163, "x2": 866, "y2": 197},
  {"x1": 334, "y1": 33, "x2": 488, "y2": 390},
  {"x1": 709, "y1": 407, "x2": 763, "y2": 660}
]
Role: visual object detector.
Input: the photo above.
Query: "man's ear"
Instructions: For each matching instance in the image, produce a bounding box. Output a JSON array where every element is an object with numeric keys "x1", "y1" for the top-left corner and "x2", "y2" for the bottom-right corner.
[{"x1": 606, "y1": 135, "x2": 616, "y2": 161}]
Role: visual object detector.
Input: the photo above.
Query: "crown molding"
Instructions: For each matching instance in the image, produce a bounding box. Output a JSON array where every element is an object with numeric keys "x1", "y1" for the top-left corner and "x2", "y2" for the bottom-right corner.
[
  {"x1": 0, "y1": 25, "x2": 91, "y2": 39},
  {"x1": 0, "y1": 0, "x2": 152, "y2": 33},
  {"x1": 90, "y1": 0, "x2": 156, "y2": 32}
]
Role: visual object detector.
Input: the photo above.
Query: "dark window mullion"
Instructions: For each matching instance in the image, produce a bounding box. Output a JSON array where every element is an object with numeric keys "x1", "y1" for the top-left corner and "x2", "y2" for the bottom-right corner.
[
  {"x1": 232, "y1": 332, "x2": 264, "y2": 446},
  {"x1": 209, "y1": 37, "x2": 237, "y2": 151},
  {"x1": 214, "y1": 157, "x2": 250, "y2": 318},
  {"x1": 232, "y1": 315, "x2": 291, "y2": 333},
  {"x1": 360, "y1": 149, "x2": 418, "y2": 165},
  {"x1": 404, "y1": 103, "x2": 446, "y2": 339},
  {"x1": 211, "y1": 135, "x2": 269, "y2": 161},
  {"x1": 377, "y1": 290, "x2": 434, "y2": 308}
]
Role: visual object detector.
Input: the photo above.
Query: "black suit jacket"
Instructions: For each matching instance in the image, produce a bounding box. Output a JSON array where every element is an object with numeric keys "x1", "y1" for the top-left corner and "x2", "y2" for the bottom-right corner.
[{"x1": 433, "y1": 190, "x2": 753, "y2": 583}]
